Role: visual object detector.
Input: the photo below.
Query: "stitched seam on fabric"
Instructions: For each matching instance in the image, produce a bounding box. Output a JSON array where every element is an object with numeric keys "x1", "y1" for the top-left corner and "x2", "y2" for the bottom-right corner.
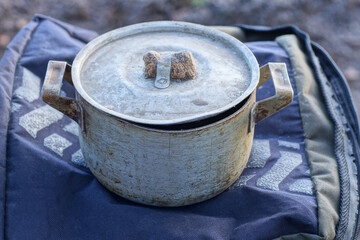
[
  {"x1": 320, "y1": 61, "x2": 359, "y2": 240},
  {"x1": 348, "y1": 130, "x2": 360, "y2": 239},
  {"x1": 303, "y1": 41, "x2": 350, "y2": 240},
  {"x1": 312, "y1": 43, "x2": 360, "y2": 139},
  {"x1": 312, "y1": 43, "x2": 360, "y2": 239},
  {"x1": 3, "y1": 18, "x2": 41, "y2": 240}
]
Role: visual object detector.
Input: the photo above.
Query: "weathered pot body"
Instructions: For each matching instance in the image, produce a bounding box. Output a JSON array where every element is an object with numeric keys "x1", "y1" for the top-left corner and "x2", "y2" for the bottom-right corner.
[
  {"x1": 78, "y1": 91, "x2": 255, "y2": 206},
  {"x1": 42, "y1": 21, "x2": 293, "y2": 206}
]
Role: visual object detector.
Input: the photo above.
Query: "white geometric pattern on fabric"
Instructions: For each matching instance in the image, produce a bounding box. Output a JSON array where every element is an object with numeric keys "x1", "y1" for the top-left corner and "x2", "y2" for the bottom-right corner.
[
  {"x1": 278, "y1": 140, "x2": 300, "y2": 150},
  {"x1": 256, "y1": 151, "x2": 302, "y2": 191},
  {"x1": 14, "y1": 68, "x2": 40, "y2": 102},
  {"x1": 63, "y1": 121, "x2": 79, "y2": 136},
  {"x1": 44, "y1": 133, "x2": 72, "y2": 156},
  {"x1": 71, "y1": 149, "x2": 87, "y2": 167},
  {"x1": 19, "y1": 105, "x2": 63, "y2": 138},
  {"x1": 246, "y1": 139, "x2": 271, "y2": 168},
  {"x1": 19, "y1": 105, "x2": 64, "y2": 138},
  {"x1": 289, "y1": 179, "x2": 314, "y2": 195},
  {"x1": 229, "y1": 174, "x2": 256, "y2": 189},
  {"x1": 11, "y1": 102, "x2": 22, "y2": 113}
]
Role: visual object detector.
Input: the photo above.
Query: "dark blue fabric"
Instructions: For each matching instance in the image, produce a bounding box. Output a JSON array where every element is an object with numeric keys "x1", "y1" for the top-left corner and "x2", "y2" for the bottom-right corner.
[
  {"x1": 1, "y1": 16, "x2": 319, "y2": 239},
  {"x1": 0, "y1": 19, "x2": 41, "y2": 240}
]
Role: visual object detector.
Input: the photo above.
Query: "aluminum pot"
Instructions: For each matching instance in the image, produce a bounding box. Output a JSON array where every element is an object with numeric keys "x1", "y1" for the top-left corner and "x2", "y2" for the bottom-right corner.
[{"x1": 42, "y1": 21, "x2": 293, "y2": 207}]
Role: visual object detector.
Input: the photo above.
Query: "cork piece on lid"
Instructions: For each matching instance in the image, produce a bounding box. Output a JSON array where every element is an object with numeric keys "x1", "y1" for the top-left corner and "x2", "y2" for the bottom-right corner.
[{"x1": 143, "y1": 50, "x2": 196, "y2": 80}]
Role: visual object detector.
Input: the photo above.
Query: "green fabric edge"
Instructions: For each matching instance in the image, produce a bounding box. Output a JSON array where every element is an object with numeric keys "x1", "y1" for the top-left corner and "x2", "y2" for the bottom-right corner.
[{"x1": 276, "y1": 35, "x2": 340, "y2": 240}]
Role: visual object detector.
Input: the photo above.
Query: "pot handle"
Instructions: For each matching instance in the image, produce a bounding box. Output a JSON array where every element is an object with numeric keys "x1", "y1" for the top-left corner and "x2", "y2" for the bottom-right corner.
[
  {"x1": 254, "y1": 63, "x2": 293, "y2": 123},
  {"x1": 42, "y1": 61, "x2": 80, "y2": 122}
]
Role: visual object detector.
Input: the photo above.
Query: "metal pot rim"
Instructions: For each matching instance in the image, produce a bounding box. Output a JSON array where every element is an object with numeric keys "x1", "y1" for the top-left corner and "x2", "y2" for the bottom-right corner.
[
  {"x1": 71, "y1": 21, "x2": 260, "y2": 126},
  {"x1": 92, "y1": 92, "x2": 254, "y2": 134}
]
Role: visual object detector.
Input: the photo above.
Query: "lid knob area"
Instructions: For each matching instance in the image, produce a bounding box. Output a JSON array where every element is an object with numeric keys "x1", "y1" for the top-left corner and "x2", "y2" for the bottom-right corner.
[{"x1": 143, "y1": 50, "x2": 196, "y2": 89}]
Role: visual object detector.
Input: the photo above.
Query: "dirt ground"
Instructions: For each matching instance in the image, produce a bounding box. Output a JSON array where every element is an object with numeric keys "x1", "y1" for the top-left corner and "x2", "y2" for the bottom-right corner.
[{"x1": 1, "y1": 0, "x2": 360, "y2": 115}]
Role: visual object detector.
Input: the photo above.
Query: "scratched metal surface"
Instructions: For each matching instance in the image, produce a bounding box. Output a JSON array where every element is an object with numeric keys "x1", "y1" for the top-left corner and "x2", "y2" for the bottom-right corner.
[{"x1": 79, "y1": 92, "x2": 255, "y2": 206}]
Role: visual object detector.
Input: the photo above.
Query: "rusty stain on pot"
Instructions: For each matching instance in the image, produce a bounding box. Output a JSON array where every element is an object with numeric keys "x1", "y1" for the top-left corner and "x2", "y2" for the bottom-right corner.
[{"x1": 42, "y1": 21, "x2": 293, "y2": 207}]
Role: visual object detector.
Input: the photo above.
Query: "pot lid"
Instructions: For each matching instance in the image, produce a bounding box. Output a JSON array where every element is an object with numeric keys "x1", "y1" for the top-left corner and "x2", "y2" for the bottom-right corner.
[{"x1": 72, "y1": 21, "x2": 259, "y2": 125}]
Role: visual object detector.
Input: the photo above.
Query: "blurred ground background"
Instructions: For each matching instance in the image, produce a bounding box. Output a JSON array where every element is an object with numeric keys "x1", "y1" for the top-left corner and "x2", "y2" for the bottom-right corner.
[{"x1": 1, "y1": 0, "x2": 359, "y2": 116}]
